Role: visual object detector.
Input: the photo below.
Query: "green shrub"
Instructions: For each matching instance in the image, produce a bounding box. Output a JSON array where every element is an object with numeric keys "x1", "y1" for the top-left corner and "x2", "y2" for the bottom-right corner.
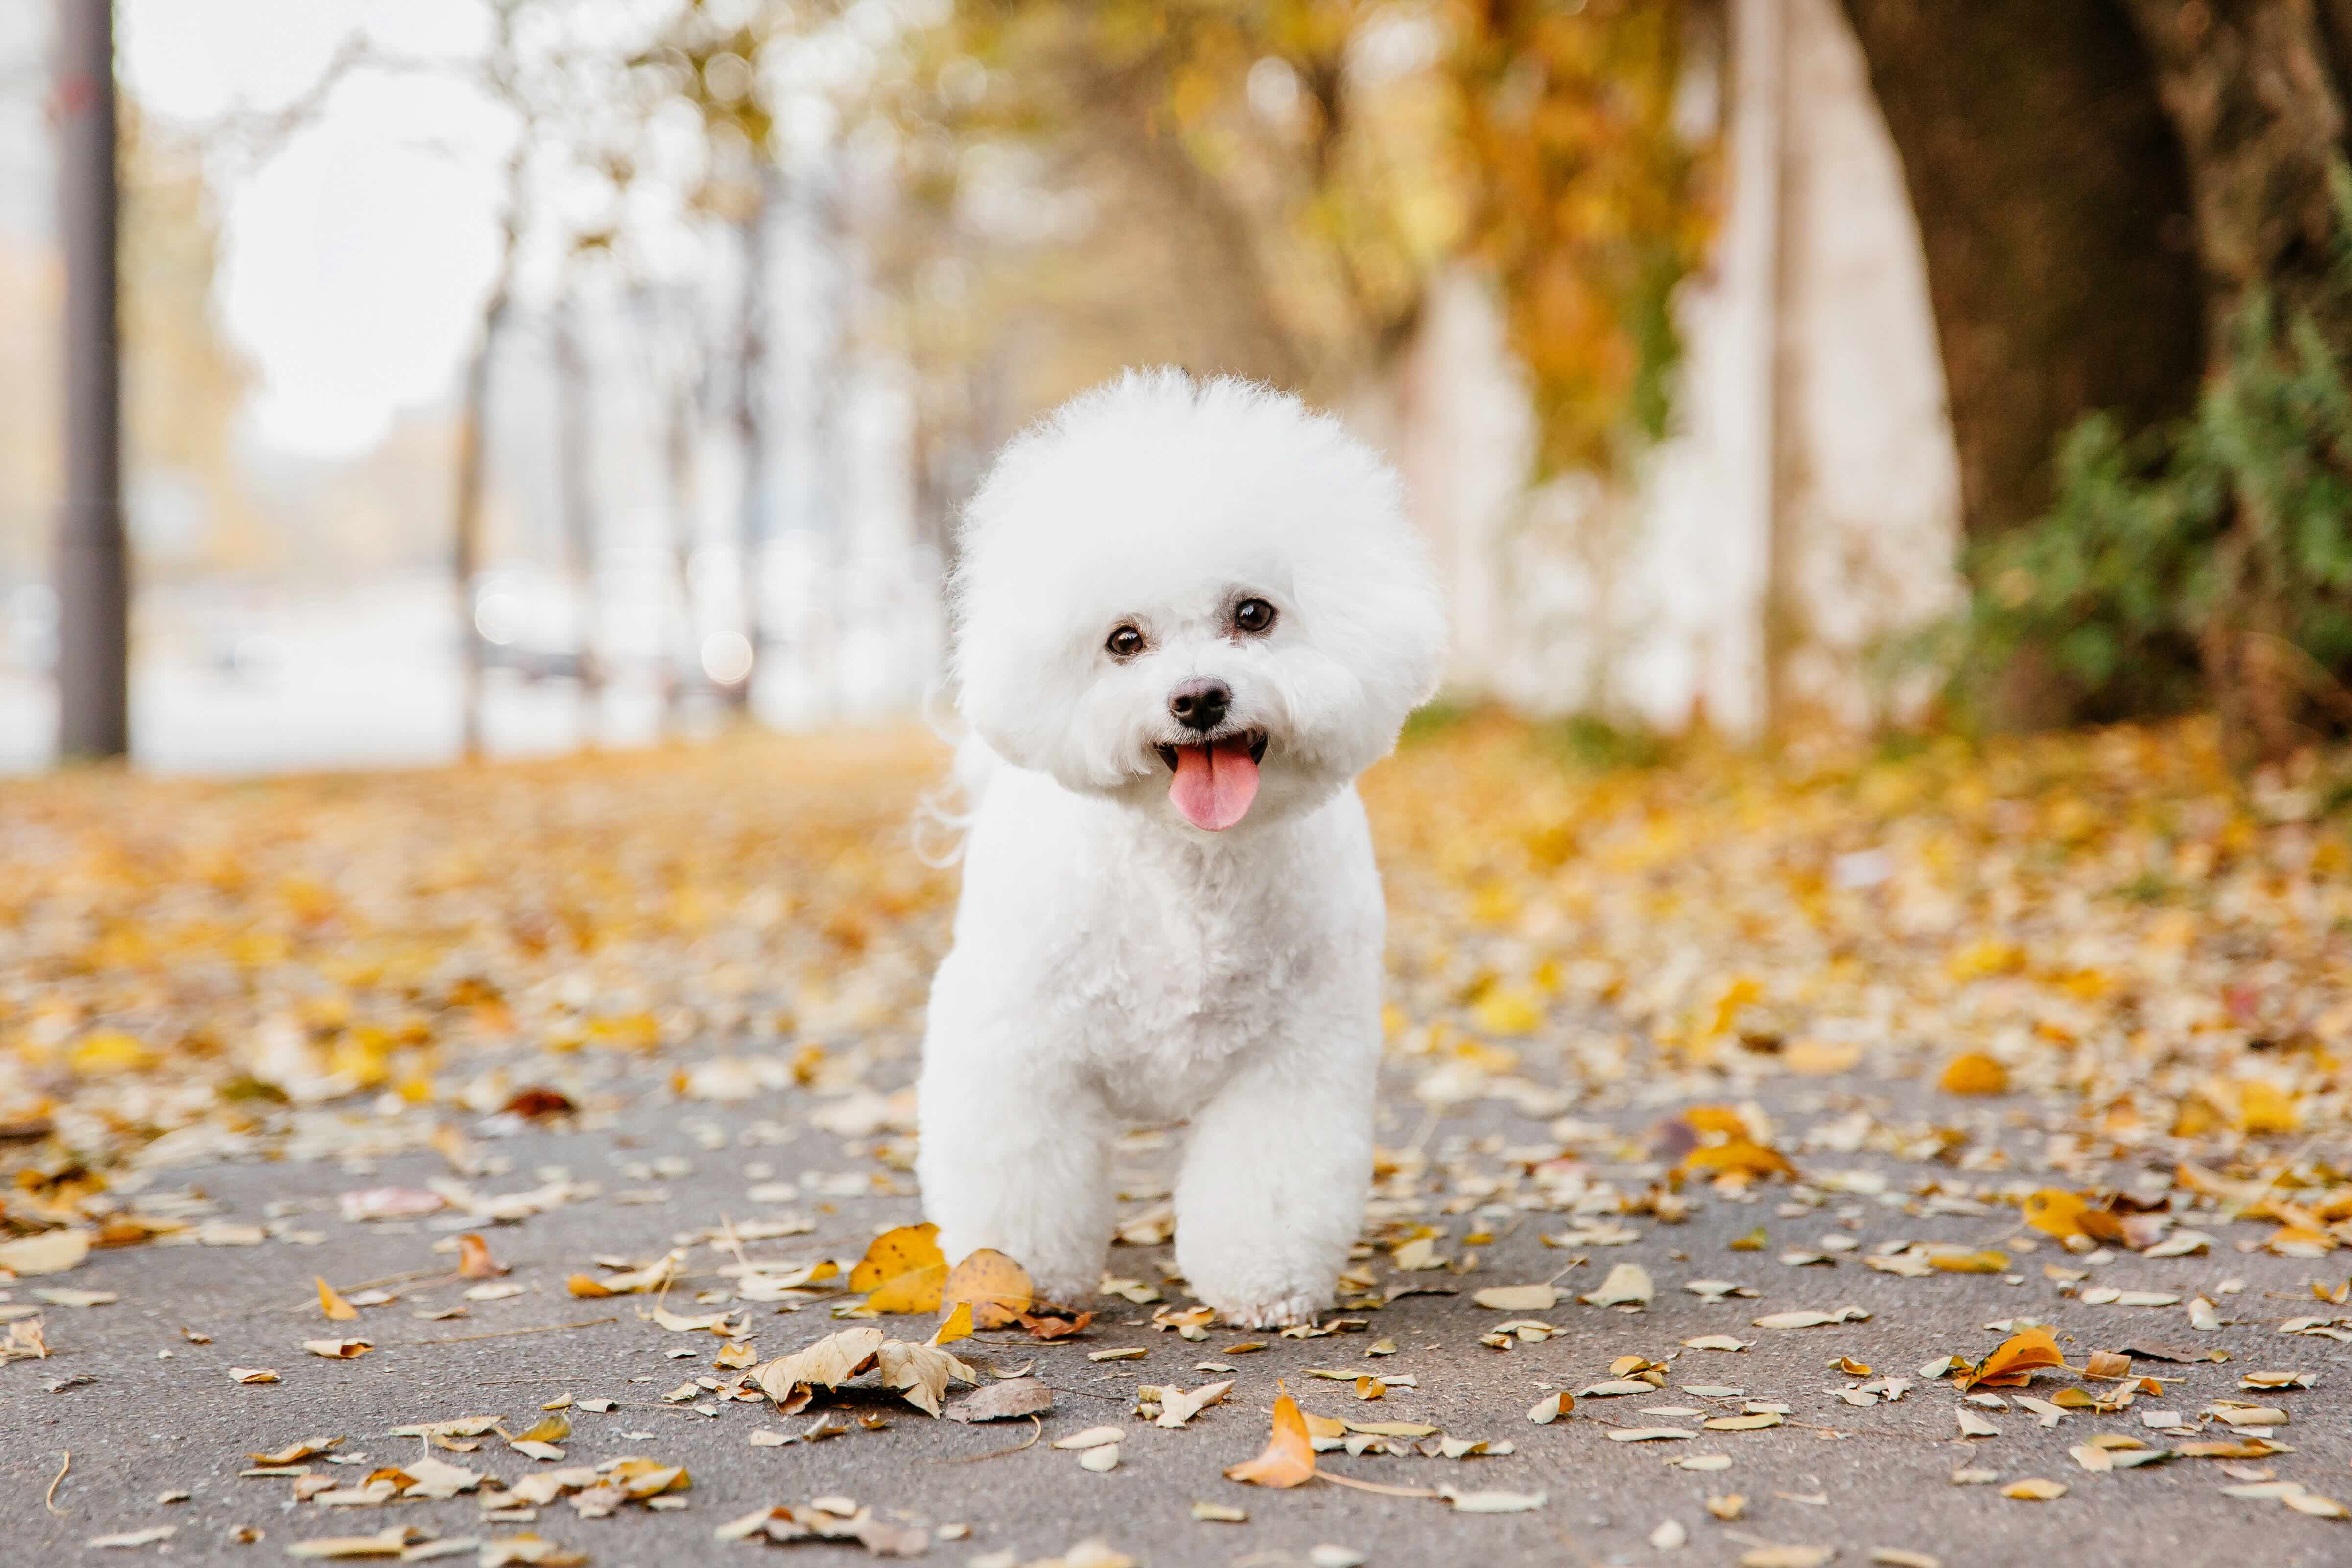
[{"x1": 1955, "y1": 164, "x2": 2352, "y2": 758}]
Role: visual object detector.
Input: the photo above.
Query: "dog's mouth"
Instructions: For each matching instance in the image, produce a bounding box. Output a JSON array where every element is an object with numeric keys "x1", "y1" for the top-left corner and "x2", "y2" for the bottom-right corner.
[{"x1": 1156, "y1": 730, "x2": 1266, "y2": 831}]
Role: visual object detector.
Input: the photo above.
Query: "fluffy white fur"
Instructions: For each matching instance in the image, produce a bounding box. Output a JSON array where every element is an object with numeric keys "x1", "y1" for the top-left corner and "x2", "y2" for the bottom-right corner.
[{"x1": 915, "y1": 370, "x2": 1445, "y2": 1328}]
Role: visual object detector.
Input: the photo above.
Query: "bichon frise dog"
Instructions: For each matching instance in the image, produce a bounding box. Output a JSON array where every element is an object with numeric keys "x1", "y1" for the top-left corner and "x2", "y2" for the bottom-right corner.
[{"x1": 915, "y1": 370, "x2": 1445, "y2": 1328}]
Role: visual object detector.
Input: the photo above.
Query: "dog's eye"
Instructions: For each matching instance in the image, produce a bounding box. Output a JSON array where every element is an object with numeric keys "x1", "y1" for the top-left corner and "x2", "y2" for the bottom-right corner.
[
  {"x1": 1233, "y1": 598, "x2": 1277, "y2": 635},
  {"x1": 1106, "y1": 625, "x2": 1146, "y2": 659}
]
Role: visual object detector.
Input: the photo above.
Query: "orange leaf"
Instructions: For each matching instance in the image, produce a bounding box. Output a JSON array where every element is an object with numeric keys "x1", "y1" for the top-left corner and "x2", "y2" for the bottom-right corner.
[
  {"x1": 1681, "y1": 1140, "x2": 1795, "y2": 1181},
  {"x1": 316, "y1": 1276, "x2": 358, "y2": 1322},
  {"x1": 1225, "y1": 1382, "x2": 1316, "y2": 1488},
  {"x1": 941, "y1": 1248, "x2": 1034, "y2": 1329},
  {"x1": 1958, "y1": 1327, "x2": 2063, "y2": 1392},
  {"x1": 456, "y1": 1233, "x2": 506, "y2": 1279},
  {"x1": 1938, "y1": 1052, "x2": 2008, "y2": 1096},
  {"x1": 850, "y1": 1224, "x2": 948, "y2": 1315},
  {"x1": 566, "y1": 1273, "x2": 615, "y2": 1298}
]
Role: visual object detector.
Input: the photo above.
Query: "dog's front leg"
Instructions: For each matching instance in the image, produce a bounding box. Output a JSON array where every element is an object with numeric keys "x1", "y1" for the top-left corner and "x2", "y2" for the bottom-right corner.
[
  {"x1": 915, "y1": 1032, "x2": 1116, "y2": 1307},
  {"x1": 1173, "y1": 1040, "x2": 1375, "y2": 1329}
]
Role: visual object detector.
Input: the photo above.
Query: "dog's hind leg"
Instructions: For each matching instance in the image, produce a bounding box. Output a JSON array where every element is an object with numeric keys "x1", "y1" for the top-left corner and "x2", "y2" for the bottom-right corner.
[
  {"x1": 1172, "y1": 1037, "x2": 1375, "y2": 1329},
  {"x1": 915, "y1": 1028, "x2": 1115, "y2": 1307}
]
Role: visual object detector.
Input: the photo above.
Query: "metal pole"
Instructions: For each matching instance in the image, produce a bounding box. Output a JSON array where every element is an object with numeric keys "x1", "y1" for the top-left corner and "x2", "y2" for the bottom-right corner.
[{"x1": 54, "y1": 0, "x2": 129, "y2": 761}]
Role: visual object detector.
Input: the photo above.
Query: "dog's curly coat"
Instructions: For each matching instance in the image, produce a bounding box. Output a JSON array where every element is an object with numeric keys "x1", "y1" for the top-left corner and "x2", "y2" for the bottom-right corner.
[{"x1": 916, "y1": 370, "x2": 1446, "y2": 1328}]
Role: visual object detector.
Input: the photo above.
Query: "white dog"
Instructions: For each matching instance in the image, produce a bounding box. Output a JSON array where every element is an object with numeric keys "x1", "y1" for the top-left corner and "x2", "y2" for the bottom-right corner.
[{"x1": 915, "y1": 370, "x2": 1445, "y2": 1328}]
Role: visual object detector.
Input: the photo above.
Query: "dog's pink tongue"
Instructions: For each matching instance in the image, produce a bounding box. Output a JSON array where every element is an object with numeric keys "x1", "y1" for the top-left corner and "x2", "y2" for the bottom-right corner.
[{"x1": 1169, "y1": 737, "x2": 1260, "y2": 831}]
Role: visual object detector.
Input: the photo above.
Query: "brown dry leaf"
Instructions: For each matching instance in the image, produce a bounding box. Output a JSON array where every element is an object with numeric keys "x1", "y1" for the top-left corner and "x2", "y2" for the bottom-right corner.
[
  {"x1": 755, "y1": 1326, "x2": 886, "y2": 1414},
  {"x1": 500, "y1": 1087, "x2": 575, "y2": 1120},
  {"x1": 1526, "y1": 1391, "x2": 1573, "y2": 1424},
  {"x1": 2081, "y1": 1351, "x2": 2133, "y2": 1381},
  {"x1": 315, "y1": 1278, "x2": 359, "y2": 1322},
  {"x1": 302, "y1": 1338, "x2": 372, "y2": 1359},
  {"x1": 228, "y1": 1366, "x2": 280, "y2": 1383},
  {"x1": 941, "y1": 1249, "x2": 1033, "y2": 1329},
  {"x1": 1958, "y1": 1327, "x2": 2063, "y2": 1391},
  {"x1": 1018, "y1": 1310, "x2": 1094, "y2": 1341},
  {"x1": 456, "y1": 1233, "x2": 507, "y2": 1280},
  {"x1": 875, "y1": 1337, "x2": 979, "y2": 1417},
  {"x1": 946, "y1": 1376, "x2": 1055, "y2": 1423},
  {"x1": 1937, "y1": 1052, "x2": 2008, "y2": 1096},
  {"x1": 1224, "y1": 1383, "x2": 1316, "y2": 1488},
  {"x1": 1155, "y1": 1380, "x2": 1234, "y2": 1429},
  {"x1": 849, "y1": 1223, "x2": 948, "y2": 1315},
  {"x1": 1740, "y1": 1549, "x2": 1834, "y2": 1568}
]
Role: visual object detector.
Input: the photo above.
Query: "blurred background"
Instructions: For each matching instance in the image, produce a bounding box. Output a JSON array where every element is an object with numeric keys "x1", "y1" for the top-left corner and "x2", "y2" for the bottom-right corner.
[{"x1": 3, "y1": 0, "x2": 2348, "y2": 773}]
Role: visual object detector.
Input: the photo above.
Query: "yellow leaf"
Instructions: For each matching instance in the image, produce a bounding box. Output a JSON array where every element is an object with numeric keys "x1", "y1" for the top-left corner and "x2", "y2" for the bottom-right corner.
[
  {"x1": 2235, "y1": 1081, "x2": 2299, "y2": 1135},
  {"x1": 2022, "y1": 1189, "x2": 2088, "y2": 1240},
  {"x1": 850, "y1": 1223, "x2": 948, "y2": 1315},
  {"x1": 66, "y1": 1031, "x2": 155, "y2": 1075},
  {"x1": 1224, "y1": 1383, "x2": 1316, "y2": 1488},
  {"x1": 1471, "y1": 987, "x2": 1543, "y2": 1037},
  {"x1": 942, "y1": 1249, "x2": 1033, "y2": 1329},
  {"x1": 930, "y1": 1301, "x2": 975, "y2": 1347},
  {"x1": 2001, "y1": 1478, "x2": 2067, "y2": 1500},
  {"x1": 1937, "y1": 1053, "x2": 2008, "y2": 1096},
  {"x1": 1682, "y1": 1140, "x2": 1795, "y2": 1181},
  {"x1": 316, "y1": 1277, "x2": 359, "y2": 1322}
]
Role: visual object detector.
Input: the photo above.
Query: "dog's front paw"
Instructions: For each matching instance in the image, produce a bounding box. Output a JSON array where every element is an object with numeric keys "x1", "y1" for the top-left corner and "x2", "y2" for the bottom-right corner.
[{"x1": 1217, "y1": 1292, "x2": 1322, "y2": 1330}]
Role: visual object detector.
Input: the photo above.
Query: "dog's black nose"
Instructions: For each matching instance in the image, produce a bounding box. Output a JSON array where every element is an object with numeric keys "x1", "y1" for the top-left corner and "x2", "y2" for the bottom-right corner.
[{"x1": 1168, "y1": 677, "x2": 1231, "y2": 733}]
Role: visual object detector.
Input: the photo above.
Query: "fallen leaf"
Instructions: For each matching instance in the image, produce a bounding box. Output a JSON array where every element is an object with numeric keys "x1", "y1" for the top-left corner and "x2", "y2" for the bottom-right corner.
[
  {"x1": 86, "y1": 1527, "x2": 178, "y2": 1550},
  {"x1": 1441, "y1": 1488, "x2": 1545, "y2": 1513},
  {"x1": 2001, "y1": 1479, "x2": 2068, "y2": 1500},
  {"x1": 1937, "y1": 1053, "x2": 2008, "y2": 1095},
  {"x1": 1580, "y1": 1264, "x2": 1654, "y2": 1308},
  {"x1": 1739, "y1": 1548, "x2": 1834, "y2": 1568},
  {"x1": 849, "y1": 1223, "x2": 948, "y2": 1315},
  {"x1": 0, "y1": 1230, "x2": 92, "y2": 1276},
  {"x1": 1958, "y1": 1327, "x2": 2063, "y2": 1391},
  {"x1": 1156, "y1": 1380, "x2": 1235, "y2": 1429},
  {"x1": 315, "y1": 1278, "x2": 359, "y2": 1321},
  {"x1": 1051, "y1": 1427, "x2": 1126, "y2": 1450},
  {"x1": 457, "y1": 1234, "x2": 507, "y2": 1279},
  {"x1": 1526, "y1": 1392, "x2": 1573, "y2": 1424},
  {"x1": 875, "y1": 1337, "x2": 979, "y2": 1416},
  {"x1": 1225, "y1": 1384, "x2": 1316, "y2": 1487},
  {"x1": 1473, "y1": 1284, "x2": 1560, "y2": 1311},
  {"x1": 946, "y1": 1377, "x2": 1054, "y2": 1423},
  {"x1": 303, "y1": 1338, "x2": 373, "y2": 1359},
  {"x1": 941, "y1": 1249, "x2": 1033, "y2": 1329}
]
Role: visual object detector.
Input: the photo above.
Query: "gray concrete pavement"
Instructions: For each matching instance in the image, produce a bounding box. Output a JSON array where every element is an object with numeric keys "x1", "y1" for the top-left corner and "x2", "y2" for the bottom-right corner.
[{"x1": 5, "y1": 1043, "x2": 2348, "y2": 1568}]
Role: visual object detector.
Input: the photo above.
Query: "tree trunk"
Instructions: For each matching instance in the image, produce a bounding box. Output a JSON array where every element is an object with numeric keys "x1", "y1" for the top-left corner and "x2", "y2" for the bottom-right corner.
[
  {"x1": 1838, "y1": 0, "x2": 2209, "y2": 549},
  {"x1": 728, "y1": 167, "x2": 778, "y2": 713},
  {"x1": 551, "y1": 288, "x2": 604, "y2": 729},
  {"x1": 54, "y1": 0, "x2": 128, "y2": 762},
  {"x1": 2120, "y1": 0, "x2": 2352, "y2": 350}
]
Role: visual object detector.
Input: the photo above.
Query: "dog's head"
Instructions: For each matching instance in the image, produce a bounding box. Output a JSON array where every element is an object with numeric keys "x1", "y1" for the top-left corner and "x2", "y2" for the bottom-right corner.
[{"x1": 952, "y1": 370, "x2": 1445, "y2": 834}]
